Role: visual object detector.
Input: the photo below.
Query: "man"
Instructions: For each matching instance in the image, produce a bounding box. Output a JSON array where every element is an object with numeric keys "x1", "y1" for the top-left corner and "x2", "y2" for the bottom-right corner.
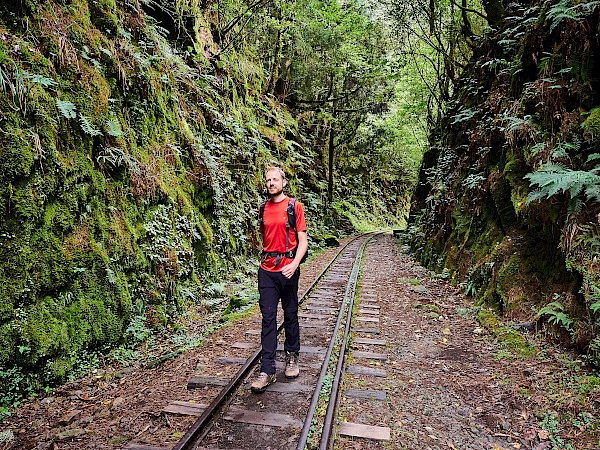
[{"x1": 251, "y1": 167, "x2": 308, "y2": 393}]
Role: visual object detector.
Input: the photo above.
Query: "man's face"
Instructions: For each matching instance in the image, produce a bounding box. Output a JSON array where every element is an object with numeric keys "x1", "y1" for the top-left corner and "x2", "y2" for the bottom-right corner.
[{"x1": 266, "y1": 170, "x2": 285, "y2": 197}]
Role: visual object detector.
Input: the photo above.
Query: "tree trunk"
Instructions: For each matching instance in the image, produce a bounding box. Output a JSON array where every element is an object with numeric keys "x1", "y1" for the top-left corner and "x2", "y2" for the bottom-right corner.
[
  {"x1": 482, "y1": 0, "x2": 504, "y2": 27},
  {"x1": 327, "y1": 119, "x2": 335, "y2": 203},
  {"x1": 266, "y1": 29, "x2": 283, "y2": 95}
]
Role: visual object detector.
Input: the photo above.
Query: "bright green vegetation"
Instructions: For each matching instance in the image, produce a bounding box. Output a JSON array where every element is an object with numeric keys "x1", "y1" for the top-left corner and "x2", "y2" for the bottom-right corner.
[{"x1": 0, "y1": 0, "x2": 423, "y2": 413}]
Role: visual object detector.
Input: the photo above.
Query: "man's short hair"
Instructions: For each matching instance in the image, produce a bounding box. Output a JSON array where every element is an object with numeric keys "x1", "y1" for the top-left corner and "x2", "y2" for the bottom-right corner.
[{"x1": 265, "y1": 166, "x2": 286, "y2": 180}]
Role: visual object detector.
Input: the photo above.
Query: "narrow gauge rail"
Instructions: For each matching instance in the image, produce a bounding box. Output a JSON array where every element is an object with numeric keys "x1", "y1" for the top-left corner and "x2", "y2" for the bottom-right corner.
[{"x1": 124, "y1": 233, "x2": 375, "y2": 450}]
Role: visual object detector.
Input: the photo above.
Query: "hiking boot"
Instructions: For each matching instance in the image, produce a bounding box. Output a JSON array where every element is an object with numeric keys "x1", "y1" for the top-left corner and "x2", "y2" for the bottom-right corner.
[
  {"x1": 250, "y1": 372, "x2": 276, "y2": 393},
  {"x1": 285, "y1": 351, "x2": 299, "y2": 379}
]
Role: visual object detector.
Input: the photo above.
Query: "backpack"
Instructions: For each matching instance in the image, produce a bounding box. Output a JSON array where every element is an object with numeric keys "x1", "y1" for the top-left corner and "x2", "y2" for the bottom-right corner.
[{"x1": 259, "y1": 197, "x2": 308, "y2": 264}]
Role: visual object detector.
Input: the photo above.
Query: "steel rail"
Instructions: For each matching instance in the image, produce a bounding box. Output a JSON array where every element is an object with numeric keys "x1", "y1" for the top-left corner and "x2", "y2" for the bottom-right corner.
[
  {"x1": 173, "y1": 234, "x2": 365, "y2": 450},
  {"x1": 319, "y1": 234, "x2": 375, "y2": 449},
  {"x1": 296, "y1": 233, "x2": 375, "y2": 450}
]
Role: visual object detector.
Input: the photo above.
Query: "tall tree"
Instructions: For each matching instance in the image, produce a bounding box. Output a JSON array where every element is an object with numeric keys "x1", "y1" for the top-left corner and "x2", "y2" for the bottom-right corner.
[{"x1": 385, "y1": 0, "x2": 488, "y2": 126}]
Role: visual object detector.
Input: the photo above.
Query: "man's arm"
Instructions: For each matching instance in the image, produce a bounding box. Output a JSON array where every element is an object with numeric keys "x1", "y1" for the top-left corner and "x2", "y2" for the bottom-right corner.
[{"x1": 281, "y1": 231, "x2": 307, "y2": 279}]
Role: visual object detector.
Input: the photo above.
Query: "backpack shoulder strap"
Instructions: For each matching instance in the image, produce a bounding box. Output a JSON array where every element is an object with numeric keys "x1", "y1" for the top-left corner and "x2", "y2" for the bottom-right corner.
[
  {"x1": 259, "y1": 199, "x2": 268, "y2": 217},
  {"x1": 287, "y1": 197, "x2": 297, "y2": 232},
  {"x1": 258, "y1": 199, "x2": 268, "y2": 232}
]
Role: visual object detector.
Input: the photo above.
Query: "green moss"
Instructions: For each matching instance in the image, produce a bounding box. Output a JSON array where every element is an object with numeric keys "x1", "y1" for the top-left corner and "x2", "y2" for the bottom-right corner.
[
  {"x1": 0, "y1": 129, "x2": 36, "y2": 183},
  {"x1": 497, "y1": 255, "x2": 521, "y2": 288},
  {"x1": 88, "y1": 0, "x2": 118, "y2": 35},
  {"x1": 399, "y1": 277, "x2": 421, "y2": 285},
  {"x1": 477, "y1": 308, "x2": 536, "y2": 359},
  {"x1": 0, "y1": 42, "x2": 9, "y2": 64}
]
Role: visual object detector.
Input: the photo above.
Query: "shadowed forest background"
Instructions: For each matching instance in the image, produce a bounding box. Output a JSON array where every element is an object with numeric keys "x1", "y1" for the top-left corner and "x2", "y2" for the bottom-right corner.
[{"x1": 0, "y1": 0, "x2": 599, "y2": 439}]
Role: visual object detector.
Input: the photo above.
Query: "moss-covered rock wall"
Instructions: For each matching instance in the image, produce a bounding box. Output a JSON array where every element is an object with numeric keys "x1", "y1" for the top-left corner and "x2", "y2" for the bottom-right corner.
[
  {"x1": 0, "y1": 0, "x2": 325, "y2": 403},
  {"x1": 409, "y1": 0, "x2": 600, "y2": 363}
]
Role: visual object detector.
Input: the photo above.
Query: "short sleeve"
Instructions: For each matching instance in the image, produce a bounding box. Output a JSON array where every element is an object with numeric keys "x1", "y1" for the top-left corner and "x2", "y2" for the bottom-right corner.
[{"x1": 294, "y1": 201, "x2": 307, "y2": 232}]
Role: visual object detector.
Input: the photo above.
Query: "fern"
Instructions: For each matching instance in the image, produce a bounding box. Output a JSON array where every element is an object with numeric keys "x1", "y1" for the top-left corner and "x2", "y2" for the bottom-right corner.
[
  {"x1": 546, "y1": 0, "x2": 600, "y2": 33},
  {"x1": 462, "y1": 173, "x2": 485, "y2": 189},
  {"x1": 56, "y1": 99, "x2": 77, "y2": 119},
  {"x1": 503, "y1": 114, "x2": 532, "y2": 134},
  {"x1": 97, "y1": 146, "x2": 138, "y2": 170},
  {"x1": 451, "y1": 107, "x2": 478, "y2": 124},
  {"x1": 23, "y1": 71, "x2": 57, "y2": 87},
  {"x1": 106, "y1": 117, "x2": 123, "y2": 137},
  {"x1": 551, "y1": 140, "x2": 579, "y2": 159},
  {"x1": 79, "y1": 115, "x2": 102, "y2": 136},
  {"x1": 525, "y1": 163, "x2": 600, "y2": 203},
  {"x1": 586, "y1": 183, "x2": 600, "y2": 203},
  {"x1": 531, "y1": 142, "x2": 546, "y2": 155},
  {"x1": 537, "y1": 301, "x2": 574, "y2": 332}
]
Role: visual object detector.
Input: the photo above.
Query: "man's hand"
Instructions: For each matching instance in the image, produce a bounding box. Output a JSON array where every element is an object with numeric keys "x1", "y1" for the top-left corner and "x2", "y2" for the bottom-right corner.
[
  {"x1": 281, "y1": 230, "x2": 306, "y2": 279},
  {"x1": 281, "y1": 262, "x2": 299, "y2": 279}
]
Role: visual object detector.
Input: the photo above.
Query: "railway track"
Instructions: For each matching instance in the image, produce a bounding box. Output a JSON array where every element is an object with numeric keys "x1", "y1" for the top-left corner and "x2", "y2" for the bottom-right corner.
[{"x1": 123, "y1": 232, "x2": 391, "y2": 450}]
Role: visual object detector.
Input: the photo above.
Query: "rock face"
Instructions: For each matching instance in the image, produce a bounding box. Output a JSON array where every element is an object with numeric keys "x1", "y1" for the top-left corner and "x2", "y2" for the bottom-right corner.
[
  {"x1": 0, "y1": 0, "x2": 312, "y2": 396},
  {"x1": 408, "y1": 0, "x2": 600, "y2": 362}
]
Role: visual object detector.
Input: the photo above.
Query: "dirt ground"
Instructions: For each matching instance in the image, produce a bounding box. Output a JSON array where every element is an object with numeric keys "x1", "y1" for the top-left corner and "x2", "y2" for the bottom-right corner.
[{"x1": 2, "y1": 233, "x2": 600, "y2": 449}]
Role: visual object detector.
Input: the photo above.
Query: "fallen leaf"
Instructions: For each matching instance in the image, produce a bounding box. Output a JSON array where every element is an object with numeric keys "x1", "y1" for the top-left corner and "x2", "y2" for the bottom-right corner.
[{"x1": 538, "y1": 430, "x2": 549, "y2": 440}]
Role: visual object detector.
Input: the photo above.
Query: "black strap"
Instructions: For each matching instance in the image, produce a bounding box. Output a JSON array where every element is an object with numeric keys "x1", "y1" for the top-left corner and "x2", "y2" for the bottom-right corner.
[{"x1": 260, "y1": 247, "x2": 298, "y2": 266}]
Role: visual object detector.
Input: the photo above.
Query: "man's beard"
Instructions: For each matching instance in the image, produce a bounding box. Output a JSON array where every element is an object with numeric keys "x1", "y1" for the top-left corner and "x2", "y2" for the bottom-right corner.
[{"x1": 268, "y1": 187, "x2": 283, "y2": 198}]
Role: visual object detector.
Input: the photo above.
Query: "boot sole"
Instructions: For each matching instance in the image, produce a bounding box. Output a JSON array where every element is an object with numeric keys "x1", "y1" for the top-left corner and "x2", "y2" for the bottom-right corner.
[{"x1": 285, "y1": 373, "x2": 299, "y2": 379}]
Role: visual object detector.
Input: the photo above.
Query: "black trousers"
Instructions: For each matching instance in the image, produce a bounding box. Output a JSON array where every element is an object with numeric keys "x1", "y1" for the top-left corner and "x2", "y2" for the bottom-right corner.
[{"x1": 257, "y1": 267, "x2": 301, "y2": 375}]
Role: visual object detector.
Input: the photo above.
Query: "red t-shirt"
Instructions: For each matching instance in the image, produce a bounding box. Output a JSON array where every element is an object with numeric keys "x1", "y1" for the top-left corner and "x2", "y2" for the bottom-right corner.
[{"x1": 260, "y1": 196, "x2": 307, "y2": 272}]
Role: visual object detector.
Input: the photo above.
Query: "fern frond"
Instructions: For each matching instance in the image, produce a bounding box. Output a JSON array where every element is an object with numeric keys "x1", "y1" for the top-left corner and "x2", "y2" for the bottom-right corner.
[
  {"x1": 585, "y1": 184, "x2": 600, "y2": 203},
  {"x1": 451, "y1": 107, "x2": 478, "y2": 124},
  {"x1": 525, "y1": 163, "x2": 600, "y2": 203},
  {"x1": 531, "y1": 142, "x2": 546, "y2": 155},
  {"x1": 567, "y1": 197, "x2": 584, "y2": 214},
  {"x1": 56, "y1": 99, "x2": 77, "y2": 119},
  {"x1": 527, "y1": 188, "x2": 550, "y2": 202},
  {"x1": 106, "y1": 117, "x2": 123, "y2": 137},
  {"x1": 79, "y1": 115, "x2": 102, "y2": 136},
  {"x1": 547, "y1": 0, "x2": 576, "y2": 33},
  {"x1": 24, "y1": 71, "x2": 57, "y2": 87},
  {"x1": 546, "y1": 0, "x2": 599, "y2": 32}
]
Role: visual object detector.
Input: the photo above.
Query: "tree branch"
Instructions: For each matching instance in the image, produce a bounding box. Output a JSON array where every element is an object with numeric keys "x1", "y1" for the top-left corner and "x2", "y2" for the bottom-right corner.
[
  {"x1": 449, "y1": 0, "x2": 488, "y2": 21},
  {"x1": 294, "y1": 86, "x2": 363, "y2": 106}
]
